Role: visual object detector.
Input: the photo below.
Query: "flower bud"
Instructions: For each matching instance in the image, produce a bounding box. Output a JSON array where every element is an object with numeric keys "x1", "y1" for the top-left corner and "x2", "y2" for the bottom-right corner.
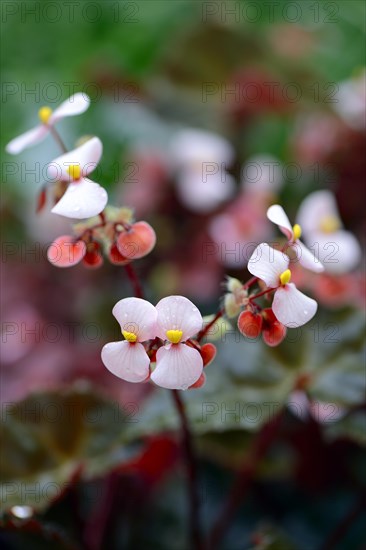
[
  {"x1": 262, "y1": 308, "x2": 287, "y2": 347},
  {"x1": 237, "y1": 310, "x2": 263, "y2": 339},
  {"x1": 47, "y1": 235, "x2": 86, "y2": 268},
  {"x1": 116, "y1": 221, "x2": 156, "y2": 260}
]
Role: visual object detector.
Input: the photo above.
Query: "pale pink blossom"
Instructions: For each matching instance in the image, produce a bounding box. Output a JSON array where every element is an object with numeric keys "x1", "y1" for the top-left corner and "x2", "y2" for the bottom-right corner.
[
  {"x1": 296, "y1": 190, "x2": 362, "y2": 274},
  {"x1": 5, "y1": 93, "x2": 90, "y2": 155},
  {"x1": 101, "y1": 298, "x2": 157, "y2": 383},
  {"x1": 267, "y1": 204, "x2": 324, "y2": 273},
  {"x1": 47, "y1": 137, "x2": 108, "y2": 219},
  {"x1": 151, "y1": 296, "x2": 203, "y2": 390},
  {"x1": 170, "y1": 128, "x2": 235, "y2": 213},
  {"x1": 248, "y1": 243, "x2": 318, "y2": 327}
]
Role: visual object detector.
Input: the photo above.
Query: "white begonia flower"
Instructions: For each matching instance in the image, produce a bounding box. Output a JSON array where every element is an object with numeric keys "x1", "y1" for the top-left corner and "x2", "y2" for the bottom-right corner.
[
  {"x1": 170, "y1": 128, "x2": 235, "y2": 213},
  {"x1": 247, "y1": 243, "x2": 318, "y2": 327},
  {"x1": 151, "y1": 296, "x2": 204, "y2": 390},
  {"x1": 296, "y1": 191, "x2": 362, "y2": 274},
  {"x1": 333, "y1": 70, "x2": 366, "y2": 130},
  {"x1": 101, "y1": 298, "x2": 157, "y2": 383},
  {"x1": 5, "y1": 93, "x2": 90, "y2": 155},
  {"x1": 47, "y1": 137, "x2": 108, "y2": 219},
  {"x1": 267, "y1": 204, "x2": 324, "y2": 273}
]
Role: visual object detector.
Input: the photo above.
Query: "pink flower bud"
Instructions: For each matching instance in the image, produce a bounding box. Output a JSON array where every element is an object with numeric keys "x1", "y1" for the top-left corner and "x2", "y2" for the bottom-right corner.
[
  {"x1": 237, "y1": 310, "x2": 263, "y2": 339},
  {"x1": 262, "y1": 308, "x2": 287, "y2": 347},
  {"x1": 116, "y1": 221, "x2": 156, "y2": 260},
  {"x1": 108, "y1": 243, "x2": 131, "y2": 265},
  {"x1": 83, "y1": 242, "x2": 103, "y2": 269},
  {"x1": 47, "y1": 235, "x2": 86, "y2": 268}
]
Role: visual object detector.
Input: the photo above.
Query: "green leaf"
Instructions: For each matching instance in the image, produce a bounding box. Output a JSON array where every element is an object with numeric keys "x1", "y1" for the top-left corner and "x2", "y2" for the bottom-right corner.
[{"x1": 0, "y1": 384, "x2": 142, "y2": 511}]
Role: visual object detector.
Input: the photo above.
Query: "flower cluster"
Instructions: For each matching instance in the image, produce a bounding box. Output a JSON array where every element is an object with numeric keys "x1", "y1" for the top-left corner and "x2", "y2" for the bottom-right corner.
[
  {"x1": 224, "y1": 204, "x2": 329, "y2": 345},
  {"x1": 101, "y1": 296, "x2": 216, "y2": 390},
  {"x1": 6, "y1": 94, "x2": 157, "y2": 270},
  {"x1": 47, "y1": 207, "x2": 156, "y2": 269}
]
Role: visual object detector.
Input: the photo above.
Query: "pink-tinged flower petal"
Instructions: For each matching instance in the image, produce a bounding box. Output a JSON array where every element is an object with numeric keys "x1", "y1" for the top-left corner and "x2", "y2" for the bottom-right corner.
[
  {"x1": 47, "y1": 137, "x2": 103, "y2": 181},
  {"x1": 287, "y1": 390, "x2": 309, "y2": 421},
  {"x1": 101, "y1": 341, "x2": 150, "y2": 383},
  {"x1": 116, "y1": 221, "x2": 156, "y2": 259},
  {"x1": 176, "y1": 169, "x2": 235, "y2": 213},
  {"x1": 47, "y1": 235, "x2": 86, "y2": 267},
  {"x1": 292, "y1": 240, "x2": 324, "y2": 273},
  {"x1": 247, "y1": 243, "x2": 289, "y2": 288},
  {"x1": 155, "y1": 296, "x2": 203, "y2": 341},
  {"x1": 267, "y1": 204, "x2": 293, "y2": 239},
  {"x1": 5, "y1": 125, "x2": 48, "y2": 155},
  {"x1": 171, "y1": 128, "x2": 234, "y2": 166},
  {"x1": 151, "y1": 343, "x2": 203, "y2": 390},
  {"x1": 112, "y1": 297, "x2": 157, "y2": 342},
  {"x1": 51, "y1": 177, "x2": 107, "y2": 219},
  {"x1": 50, "y1": 93, "x2": 90, "y2": 123},
  {"x1": 296, "y1": 190, "x2": 340, "y2": 235},
  {"x1": 272, "y1": 283, "x2": 317, "y2": 327},
  {"x1": 308, "y1": 230, "x2": 361, "y2": 274}
]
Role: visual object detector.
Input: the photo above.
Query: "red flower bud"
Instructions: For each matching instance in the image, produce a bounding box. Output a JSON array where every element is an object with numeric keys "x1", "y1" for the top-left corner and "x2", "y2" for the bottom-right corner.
[
  {"x1": 237, "y1": 310, "x2": 263, "y2": 339},
  {"x1": 108, "y1": 243, "x2": 130, "y2": 265},
  {"x1": 200, "y1": 343, "x2": 217, "y2": 367},
  {"x1": 262, "y1": 308, "x2": 287, "y2": 347},
  {"x1": 116, "y1": 221, "x2": 156, "y2": 260}
]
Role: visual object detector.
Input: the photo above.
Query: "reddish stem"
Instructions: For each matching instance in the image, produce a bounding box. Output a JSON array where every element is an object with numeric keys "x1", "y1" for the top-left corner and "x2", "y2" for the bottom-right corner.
[
  {"x1": 49, "y1": 126, "x2": 68, "y2": 153},
  {"x1": 207, "y1": 410, "x2": 284, "y2": 548},
  {"x1": 124, "y1": 263, "x2": 144, "y2": 299},
  {"x1": 197, "y1": 309, "x2": 224, "y2": 343},
  {"x1": 171, "y1": 390, "x2": 204, "y2": 550},
  {"x1": 242, "y1": 276, "x2": 258, "y2": 289},
  {"x1": 249, "y1": 287, "x2": 275, "y2": 302},
  {"x1": 318, "y1": 492, "x2": 366, "y2": 550},
  {"x1": 124, "y1": 263, "x2": 203, "y2": 549}
]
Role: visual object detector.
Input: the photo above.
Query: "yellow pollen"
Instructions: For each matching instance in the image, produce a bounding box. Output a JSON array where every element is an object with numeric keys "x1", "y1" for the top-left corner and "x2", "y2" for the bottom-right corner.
[
  {"x1": 292, "y1": 224, "x2": 302, "y2": 240},
  {"x1": 319, "y1": 215, "x2": 341, "y2": 234},
  {"x1": 280, "y1": 269, "x2": 291, "y2": 285},
  {"x1": 122, "y1": 330, "x2": 137, "y2": 343},
  {"x1": 38, "y1": 106, "x2": 53, "y2": 124},
  {"x1": 166, "y1": 329, "x2": 183, "y2": 344},
  {"x1": 66, "y1": 165, "x2": 82, "y2": 180}
]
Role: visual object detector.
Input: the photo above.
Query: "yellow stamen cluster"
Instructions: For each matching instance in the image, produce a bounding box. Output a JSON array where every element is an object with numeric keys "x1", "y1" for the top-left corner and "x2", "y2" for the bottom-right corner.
[
  {"x1": 166, "y1": 329, "x2": 183, "y2": 344},
  {"x1": 38, "y1": 106, "x2": 53, "y2": 124},
  {"x1": 292, "y1": 224, "x2": 302, "y2": 240},
  {"x1": 280, "y1": 269, "x2": 291, "y2": 285},
  {"x1": 122, "y1": 330, "x2": 137, "y2": 343},
  {"x1": 319, "y1": 215, "x2": 341, "y2": 234},
  {"x1": 67, "y1": 165, "x2": 82, "y2": 180}
]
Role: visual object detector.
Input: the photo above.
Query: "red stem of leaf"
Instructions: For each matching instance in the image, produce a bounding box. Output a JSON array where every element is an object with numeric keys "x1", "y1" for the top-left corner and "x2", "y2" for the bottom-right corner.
[{"x1": 207, "y1": 410, "x2": 284, "y2": 548}]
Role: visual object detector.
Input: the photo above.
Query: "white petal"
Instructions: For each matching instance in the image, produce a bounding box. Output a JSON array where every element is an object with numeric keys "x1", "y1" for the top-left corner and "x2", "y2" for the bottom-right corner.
[
  {"x1": 47, "y1": 137, "x2": 103, "y2": 181},
  {"x1": 287, "y1": 391, "x2": 310, "y2": 421},
  {"x1": 296, "y1": 190, "x2": 340, "y2": 235},
  {"x1": 267, "y1": 205, "x2": 293, "y2": 239},
  {"x1": 155, "y1": 296, "x2": 203, "y2": 341},
  {"x1": 151, "y1": 344, "x2": 203, "y2": 390},
  {"x1": 170, "y1": 128, "x2": 234, "y2": 166},
  {"x1": 292, "y1": 240, "x2": 324, "y2": 273},
  {"x1": 272, "y1": 283, "x2": 317, "y2": 327},
  {"x1": 101, "y1": 341, "x2": 150, "y2": 383},
  {"x1": 247, "y1": 243, "x2": 289, "y2": 288},
  {"x1": 51, "y1": 177, "x2": 107, "y2": 219},
  {"x1": 5, "y1": 125, "x2": 48, "y2": 155},
  {"x1": 112, "y1": 297, "x2": 157, "y2": 341},
  {"x1": 176, "y1": 169, "x2": 235, "y2": 213},
  {"x1": 50, "y1": 93, "x2": 90, "y2": 123},
  {"x1": 307, "y1": 230, "x2": 362, "y2": 274}
]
